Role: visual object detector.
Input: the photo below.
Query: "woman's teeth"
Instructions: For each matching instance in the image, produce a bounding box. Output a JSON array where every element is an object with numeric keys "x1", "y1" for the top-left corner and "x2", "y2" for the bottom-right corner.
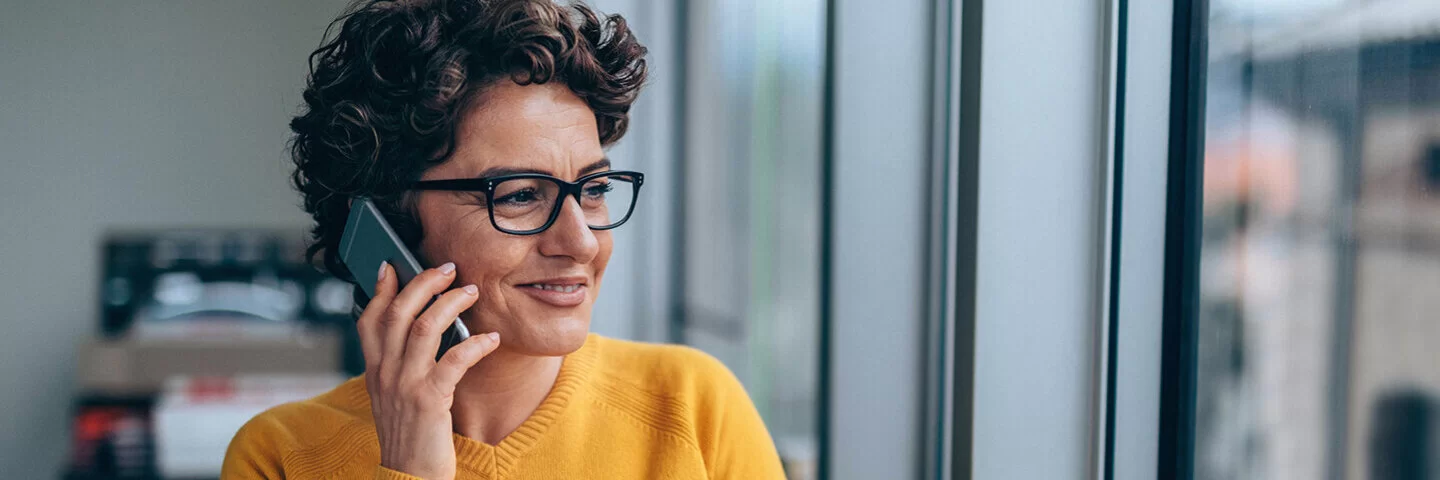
[{"x1": 528, "y1": 284, "x2": 581, "y2": 293}]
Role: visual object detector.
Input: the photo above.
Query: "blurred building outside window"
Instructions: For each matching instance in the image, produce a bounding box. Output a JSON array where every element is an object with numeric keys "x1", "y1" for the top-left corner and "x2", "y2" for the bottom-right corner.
[{"x1": 1199, "y1": 0, "x2": 1440, "y2": 478}]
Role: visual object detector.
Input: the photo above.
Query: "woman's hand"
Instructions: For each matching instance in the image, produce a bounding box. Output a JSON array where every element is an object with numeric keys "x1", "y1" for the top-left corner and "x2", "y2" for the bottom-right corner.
[{"x1": 357, "y1": 261, "x2": 501, "y2": 480}]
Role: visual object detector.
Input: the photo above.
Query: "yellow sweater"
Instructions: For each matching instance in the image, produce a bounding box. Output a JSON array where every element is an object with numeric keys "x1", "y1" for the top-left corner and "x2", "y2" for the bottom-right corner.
[{"x1": 221, "y1": 334, "x2": 787, "y2": 479}]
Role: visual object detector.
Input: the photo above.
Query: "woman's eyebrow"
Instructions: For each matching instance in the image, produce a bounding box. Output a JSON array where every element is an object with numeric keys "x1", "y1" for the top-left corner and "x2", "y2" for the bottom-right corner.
[
  {"x1": 577, "y1": 158, "x2": 611, "y2": 175},
  {"x1": 474, "y1": 158, "x2": 610, "y2": 179},
  {"x1": 475, "y1": 166, "x2": 550, "y2": 178}
]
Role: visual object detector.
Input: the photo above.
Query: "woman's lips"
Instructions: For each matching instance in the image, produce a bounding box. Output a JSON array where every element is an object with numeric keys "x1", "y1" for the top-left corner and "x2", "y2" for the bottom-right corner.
[{"x1": 517, "y1": 283, "x2": 587, "y2": 307}]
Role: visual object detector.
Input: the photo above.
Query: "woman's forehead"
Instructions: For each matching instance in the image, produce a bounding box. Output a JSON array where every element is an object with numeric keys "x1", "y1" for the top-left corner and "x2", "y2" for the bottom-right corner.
[{"x1": 439, "y1": 82, "x2": 604, "y2": 179}]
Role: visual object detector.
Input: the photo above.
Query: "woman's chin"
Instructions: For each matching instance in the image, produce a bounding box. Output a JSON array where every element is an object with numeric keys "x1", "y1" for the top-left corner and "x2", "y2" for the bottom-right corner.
[{"x1": 503, "y1": 317, "x2": 590, "y2": 357}]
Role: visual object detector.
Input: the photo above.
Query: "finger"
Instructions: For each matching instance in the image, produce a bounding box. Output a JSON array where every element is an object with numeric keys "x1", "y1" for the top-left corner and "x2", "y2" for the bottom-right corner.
[
  {"x1": 402, "y1": 283, "x2": 479, "y2": 374},
  {"x1": 380, "y1": 261, "x2": 458, "y2": 365},
  {"x1": 428, "y1": 332, "x2": 501, "y2": 395},
  {"x1": 356, "y1": 261, "x2": 397, "y2": 371}
]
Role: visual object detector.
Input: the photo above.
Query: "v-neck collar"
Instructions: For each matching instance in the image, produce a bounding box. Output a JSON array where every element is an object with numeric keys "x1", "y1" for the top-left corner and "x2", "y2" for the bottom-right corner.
[{"x1": 449, "y1": 334, "x2": 601, "y2": 477}]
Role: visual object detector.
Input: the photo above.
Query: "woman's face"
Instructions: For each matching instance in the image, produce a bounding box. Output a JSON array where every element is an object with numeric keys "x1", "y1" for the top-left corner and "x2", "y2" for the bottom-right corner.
[{"x1": 413, "y1": 81, "x2": 611, "y2": 357}]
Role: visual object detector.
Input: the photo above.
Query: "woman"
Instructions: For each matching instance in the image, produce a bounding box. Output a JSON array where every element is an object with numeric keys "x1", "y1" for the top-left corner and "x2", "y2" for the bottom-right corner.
[{"x1": 221, "y1": 0, "x2": 786, "y2": 478}]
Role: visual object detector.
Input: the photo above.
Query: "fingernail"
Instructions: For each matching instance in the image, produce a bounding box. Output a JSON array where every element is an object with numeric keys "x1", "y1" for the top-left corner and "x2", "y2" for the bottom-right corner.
[
  {"x1": 487, "y1": 332, "x2": 500, "y2": 343},
  {"x1": 462, "y1": 284, "x2": 477, "y2": 295},
  {"x1": 438, "y1": 262, "x2": 456, "y2": 275},
  {"x1": 376, "y1": 261, "x2": 388, "y2": 282}
]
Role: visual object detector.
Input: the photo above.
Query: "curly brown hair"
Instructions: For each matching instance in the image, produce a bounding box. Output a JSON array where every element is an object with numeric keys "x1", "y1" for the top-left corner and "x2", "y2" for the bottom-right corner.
[{"x1": 289, "y1": 0, "x2": 647, "y2": 284}]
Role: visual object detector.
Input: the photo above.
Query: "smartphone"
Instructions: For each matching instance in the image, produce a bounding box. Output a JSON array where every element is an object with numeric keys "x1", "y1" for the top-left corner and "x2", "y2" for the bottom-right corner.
[{"x1": 340, "y1": 197, "x2": 471, "y2": 358}]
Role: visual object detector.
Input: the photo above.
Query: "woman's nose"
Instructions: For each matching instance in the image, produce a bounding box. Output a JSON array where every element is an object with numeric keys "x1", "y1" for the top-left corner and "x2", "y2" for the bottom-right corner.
[{"x1": 536, "y1": 196, "x2": 600, "y2": 262}]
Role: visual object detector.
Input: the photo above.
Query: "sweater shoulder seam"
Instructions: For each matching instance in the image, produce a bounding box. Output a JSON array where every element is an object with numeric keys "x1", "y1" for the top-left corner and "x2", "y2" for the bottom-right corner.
[
  {"x1": 277, "y1": 414, "x2": 376, "y2": 478},
  {"x1": 587, "y1": 394, "x2": 705, "y2": 454}
]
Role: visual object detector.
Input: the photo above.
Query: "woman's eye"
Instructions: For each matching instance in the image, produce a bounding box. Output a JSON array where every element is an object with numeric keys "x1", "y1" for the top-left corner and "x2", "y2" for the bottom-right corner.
[
  {"x1": 584, "y1": 183, "x2": 614, "y2": 198},
  {"x1": 494, "y1": 189, "x2": 539, "y2": 205}
]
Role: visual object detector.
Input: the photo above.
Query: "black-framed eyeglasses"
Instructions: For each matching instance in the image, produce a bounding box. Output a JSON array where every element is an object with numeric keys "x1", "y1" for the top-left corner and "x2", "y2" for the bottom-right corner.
[{"x1": 410, "y1": 170, "x2": 644, "y2": 235}]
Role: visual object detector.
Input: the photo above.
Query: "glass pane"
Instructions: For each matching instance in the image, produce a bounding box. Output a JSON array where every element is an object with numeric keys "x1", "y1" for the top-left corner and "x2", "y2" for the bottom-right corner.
[
  {"x1": 679, "y1": 0, "x2": 825, "y2": 478},
  {"x1": 1199, "y1": 1, "x2": 1440, "y2": 478}
]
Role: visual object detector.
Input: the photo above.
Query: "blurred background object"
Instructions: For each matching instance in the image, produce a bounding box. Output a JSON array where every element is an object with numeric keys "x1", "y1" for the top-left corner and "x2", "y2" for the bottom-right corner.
[
  {"x1": 149, "y1": 375, "x2": 344, "y2": 478},
  {"x1": 1198, "y1": 0, "x2": 1440, "y2": 478},
  {"x1": 63, "y1": 229, "x2": 349, "y2": 479}
]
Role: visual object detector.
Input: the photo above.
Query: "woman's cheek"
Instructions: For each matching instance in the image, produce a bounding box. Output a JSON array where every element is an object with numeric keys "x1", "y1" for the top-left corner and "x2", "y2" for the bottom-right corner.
[{"x1": 591, "y1": 235, "x2": 613, "y2": 285}]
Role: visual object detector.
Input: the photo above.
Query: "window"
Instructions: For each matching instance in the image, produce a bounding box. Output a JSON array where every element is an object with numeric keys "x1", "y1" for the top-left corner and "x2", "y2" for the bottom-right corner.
[
  {"x1": 1196, "y1": 1, "x2": 1440, "y2": 478},
  {"x1": 677, "y1": 0, "x2": 825, "y2": 477}
]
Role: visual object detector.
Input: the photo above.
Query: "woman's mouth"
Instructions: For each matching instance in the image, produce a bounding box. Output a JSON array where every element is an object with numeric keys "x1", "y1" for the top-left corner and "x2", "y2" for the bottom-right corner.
[{"x1": 517, "y1": 282, "x2": 587, "y2": 307}]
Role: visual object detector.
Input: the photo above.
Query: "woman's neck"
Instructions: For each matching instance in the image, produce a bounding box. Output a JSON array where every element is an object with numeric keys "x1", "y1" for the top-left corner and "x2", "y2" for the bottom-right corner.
[{"x1": 449, "y1": 347, "x2": 564, "y2": 445}]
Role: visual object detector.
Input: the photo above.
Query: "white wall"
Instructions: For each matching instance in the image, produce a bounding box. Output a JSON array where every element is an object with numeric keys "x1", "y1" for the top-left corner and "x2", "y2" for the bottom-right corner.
[{"x1": 0, "y1": 1, "x2": 381, "y2": 475}]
